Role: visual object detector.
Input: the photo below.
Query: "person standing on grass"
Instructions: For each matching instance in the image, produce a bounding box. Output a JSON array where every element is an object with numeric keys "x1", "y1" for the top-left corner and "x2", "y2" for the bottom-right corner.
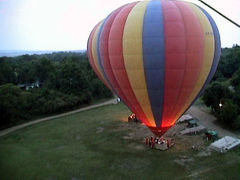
[
  {"x1": 149, "y1": 136, "x2": 153, "y2": 147},
  {"x1": 151, "y1": 137, "x2": 155, "y2": 149},
  {"x1": 145, "y1": 137, "x2": 149, "y2": 145}
]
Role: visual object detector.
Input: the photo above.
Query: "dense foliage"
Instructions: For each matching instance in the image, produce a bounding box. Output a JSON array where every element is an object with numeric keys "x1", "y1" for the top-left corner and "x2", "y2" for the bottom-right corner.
[
  {"x1": 0, "y1": 52, "x2": 112, "y2": 129},
  {"x1": 202, "y1": 45, "x2": 240, "y2": 129}
]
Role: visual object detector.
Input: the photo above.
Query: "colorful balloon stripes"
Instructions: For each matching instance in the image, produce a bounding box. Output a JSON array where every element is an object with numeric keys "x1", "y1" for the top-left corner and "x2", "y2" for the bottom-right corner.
[{"x1": 87, "y1": 0, "x2": 221, "y2": 136}]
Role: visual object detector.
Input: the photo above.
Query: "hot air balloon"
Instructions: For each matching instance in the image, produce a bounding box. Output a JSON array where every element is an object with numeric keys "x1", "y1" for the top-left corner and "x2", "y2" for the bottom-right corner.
[{"x1": 87, "y1": 0, "x2": 221, "y2": 137}]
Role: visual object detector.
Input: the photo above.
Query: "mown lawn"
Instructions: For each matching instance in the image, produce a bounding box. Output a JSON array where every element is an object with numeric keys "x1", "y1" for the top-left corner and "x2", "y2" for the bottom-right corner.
[{"x1": 0, "y1": 103, "x2": 239, "y2": 180}]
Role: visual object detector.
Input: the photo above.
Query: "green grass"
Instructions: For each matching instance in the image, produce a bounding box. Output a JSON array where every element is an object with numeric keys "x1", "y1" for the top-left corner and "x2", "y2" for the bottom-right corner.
[{"x1": 0, "y1": 103, "x2": 240, "y2": 180}]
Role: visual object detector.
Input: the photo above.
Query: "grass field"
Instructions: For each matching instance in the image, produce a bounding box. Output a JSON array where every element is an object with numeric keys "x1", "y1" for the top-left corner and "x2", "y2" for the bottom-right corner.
[{"x1": 0, "y1": 103, "x2": 240, "y2": 180}]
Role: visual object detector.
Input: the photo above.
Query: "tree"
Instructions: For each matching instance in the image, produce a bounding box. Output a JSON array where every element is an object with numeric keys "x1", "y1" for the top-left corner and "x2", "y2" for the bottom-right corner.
[
  {"x1": 231, "y1": 68, "x2": 240, "y2": 90},
  {"x1": 215, "y1": 46, "x2": 240, "y2": 79},
  {"x1": 217, "y1": 99, "x2": 238, "y2": 127},
  {"x1": 232, "y1": 116, "x2": 240, "y2": 129},
  {"x1": 16, "y1": 60, "x2": 37, "y2": 84},
  {"x1": 35, "y1": 57, "x2": 54, "y2": 82},
  {"x1": 202, "y1": 82, "x2": 232, "y2": 114},
  {"x1": 0, "y1": 58, "x2": 16, "y2": 85},
  {"x1": 0, "y1": 51, "x2": 113, "y2": 128},
  {"x1": 91, "y1": 79, "x2": 112, "y2": 98},
  {"x1": 0, "y1": 84, "x2": 31, "y2": 128}
]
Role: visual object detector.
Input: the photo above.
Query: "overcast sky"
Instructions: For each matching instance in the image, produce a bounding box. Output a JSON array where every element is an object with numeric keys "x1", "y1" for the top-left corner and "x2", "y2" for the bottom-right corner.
[{"x1": 0, "y1": 0, "x2": 239, "y2": 51}]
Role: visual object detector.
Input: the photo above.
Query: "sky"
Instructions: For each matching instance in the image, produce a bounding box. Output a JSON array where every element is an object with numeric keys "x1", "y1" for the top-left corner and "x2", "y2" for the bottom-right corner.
[{"x1": 0, "y1": 0, "x2": 240, "y2": 51}]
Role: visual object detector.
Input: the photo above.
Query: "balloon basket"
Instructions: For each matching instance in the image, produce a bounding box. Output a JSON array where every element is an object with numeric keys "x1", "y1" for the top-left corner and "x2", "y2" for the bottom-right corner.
[{"x1": 145, "y1": 136, "x2": 174, "y2": 151}]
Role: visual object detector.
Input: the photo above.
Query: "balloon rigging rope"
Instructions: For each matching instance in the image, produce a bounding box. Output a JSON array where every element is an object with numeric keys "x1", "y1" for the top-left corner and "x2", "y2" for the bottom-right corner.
[{"x1": 198, "y1": 0, "x2": 240, "y2": 28}]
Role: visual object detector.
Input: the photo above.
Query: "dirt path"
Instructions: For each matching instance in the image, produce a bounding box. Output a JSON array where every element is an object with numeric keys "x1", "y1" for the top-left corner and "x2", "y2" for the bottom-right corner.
[
  {"x1": 187, "y1": 106, "x2": 240, "y2": 138},
  {"x1": 0, "y1": 98, "x2": 117, "y2": 137},
  {"x1": 1, "y1": 99, "x2": 239, "y2": 139}
]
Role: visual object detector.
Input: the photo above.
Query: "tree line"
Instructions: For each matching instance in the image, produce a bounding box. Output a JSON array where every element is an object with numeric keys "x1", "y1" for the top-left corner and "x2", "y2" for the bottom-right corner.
[
  {"x1": 1, "y1": 46, "x2": 239, "y2": 130},
  {"x1": 202, "y1": 44, "x2": 240, "y2": 130},
  {"x1": 0, "y1": 52, "x2": 112, "y2": 129}
]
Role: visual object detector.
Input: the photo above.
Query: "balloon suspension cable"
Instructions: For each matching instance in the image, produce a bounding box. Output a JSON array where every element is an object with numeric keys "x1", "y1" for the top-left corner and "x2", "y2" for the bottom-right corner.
[{"x1": 198, "y1": 0, "x2": 240, "y2": 28}]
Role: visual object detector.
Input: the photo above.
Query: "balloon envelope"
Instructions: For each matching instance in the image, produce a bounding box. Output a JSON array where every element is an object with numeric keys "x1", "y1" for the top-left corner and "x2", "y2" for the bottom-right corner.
[{"x1": 87, "y1": 0, "x2": 221, "y2": 136}]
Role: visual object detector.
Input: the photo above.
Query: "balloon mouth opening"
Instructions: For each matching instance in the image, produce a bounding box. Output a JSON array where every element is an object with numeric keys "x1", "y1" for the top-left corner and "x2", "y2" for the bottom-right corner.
[{"x1": 148, "y1": 126, "x2": 172, "y2": 137}]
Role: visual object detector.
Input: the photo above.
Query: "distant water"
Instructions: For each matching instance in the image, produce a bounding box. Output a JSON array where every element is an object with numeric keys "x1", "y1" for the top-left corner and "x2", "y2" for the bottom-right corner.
[{"x1": 0, "y1": 50, "x2": 86, "y2": 57}]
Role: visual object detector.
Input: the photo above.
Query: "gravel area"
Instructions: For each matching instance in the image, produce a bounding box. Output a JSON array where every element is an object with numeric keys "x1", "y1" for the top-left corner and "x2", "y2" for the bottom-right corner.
[{"x1": 187, "y1": 106, "x2": 240, "y2": 138}]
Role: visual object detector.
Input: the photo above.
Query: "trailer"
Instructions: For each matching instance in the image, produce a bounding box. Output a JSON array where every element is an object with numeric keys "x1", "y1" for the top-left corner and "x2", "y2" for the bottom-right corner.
[{"x1": 209, "y1": 136, "x2": 240, "y2": 153}]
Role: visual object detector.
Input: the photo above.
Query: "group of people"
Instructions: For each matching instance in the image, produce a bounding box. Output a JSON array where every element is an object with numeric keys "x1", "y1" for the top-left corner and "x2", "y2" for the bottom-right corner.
[
  {"x1": 145, "y1": 136, "x2": 156, "y2": 148},
  {"x1": 145, "y1": 136, "x2": 171, "y2": 149}
]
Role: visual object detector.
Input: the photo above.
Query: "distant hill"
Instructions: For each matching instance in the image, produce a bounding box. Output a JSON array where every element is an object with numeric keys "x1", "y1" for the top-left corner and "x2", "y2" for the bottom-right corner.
[{"x1": 0, "y1": 50, "x2": 86, "y2": 57}]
